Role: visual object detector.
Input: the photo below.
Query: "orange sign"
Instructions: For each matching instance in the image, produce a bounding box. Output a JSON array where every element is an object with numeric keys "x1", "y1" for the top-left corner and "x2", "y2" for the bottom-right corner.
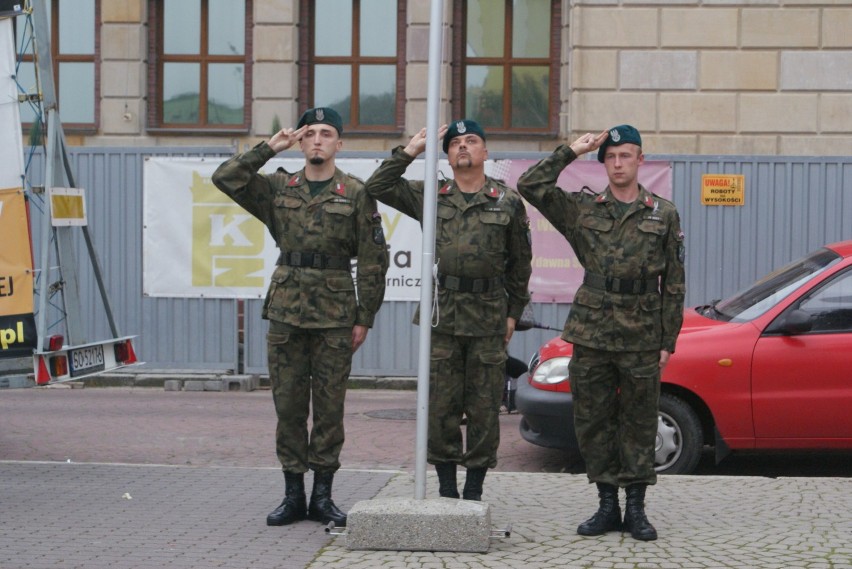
[
  {"x1": 0, "y1": 188, "x2": 37, "y2": 357},
  {"x1": 701, "y1": 174, "x2": 745, "y2": 206}
]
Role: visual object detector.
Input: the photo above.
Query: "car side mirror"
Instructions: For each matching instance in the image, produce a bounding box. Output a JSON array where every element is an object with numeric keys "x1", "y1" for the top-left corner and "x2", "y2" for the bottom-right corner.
[{"x1": 767, "y1": 309, "x2": 814, "y2": 335}]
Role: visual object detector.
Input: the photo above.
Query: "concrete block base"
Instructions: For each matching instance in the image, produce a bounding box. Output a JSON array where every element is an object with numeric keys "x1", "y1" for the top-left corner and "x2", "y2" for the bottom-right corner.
[
  {"x1": 0, "y1": 374, "x2": 34, "y2": 389},
  {"x1": 345, "y1": 497, "x2": 491, "y2": 553},
  {"x1": 223, "y1": 375, "x2": 258, "y2": 392}
]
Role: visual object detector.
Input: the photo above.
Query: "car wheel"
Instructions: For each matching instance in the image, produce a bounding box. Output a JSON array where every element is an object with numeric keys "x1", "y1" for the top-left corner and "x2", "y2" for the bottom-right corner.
[{"x1": 655, "y1": 393, "x2": 703, "y2": 475}]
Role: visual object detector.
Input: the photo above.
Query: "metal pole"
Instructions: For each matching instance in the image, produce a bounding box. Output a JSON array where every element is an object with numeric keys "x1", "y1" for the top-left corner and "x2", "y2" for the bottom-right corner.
[{"x1": 413, "y1": 0, "x2": 445, "y2": 500}]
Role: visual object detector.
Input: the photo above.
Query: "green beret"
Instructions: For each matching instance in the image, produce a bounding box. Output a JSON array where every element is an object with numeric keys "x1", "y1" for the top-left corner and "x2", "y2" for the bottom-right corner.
[
  {"x1": 597, "y1": 124, "x2": 642, "y2": 163},
  {"x1": 297, "y1": 107, "x2": 343, "y2": 135},
  {"x1": 443, "y1": 119, "x2": 486, "y2": 153}
]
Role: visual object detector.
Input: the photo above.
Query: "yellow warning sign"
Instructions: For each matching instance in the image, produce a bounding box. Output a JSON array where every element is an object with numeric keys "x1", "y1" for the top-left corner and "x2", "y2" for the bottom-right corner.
[
  {"x1": 49, "y1": 187, "x2": 88, "y2": 226},
  {"x1": 701, "y1": 175, "x2": 744, "y2": 206}
]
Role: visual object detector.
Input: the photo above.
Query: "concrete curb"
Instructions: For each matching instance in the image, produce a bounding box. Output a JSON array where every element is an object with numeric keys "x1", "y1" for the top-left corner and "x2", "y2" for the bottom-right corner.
[{"x1": 76, "y1": 371, "x2": 418, "y2": 391}]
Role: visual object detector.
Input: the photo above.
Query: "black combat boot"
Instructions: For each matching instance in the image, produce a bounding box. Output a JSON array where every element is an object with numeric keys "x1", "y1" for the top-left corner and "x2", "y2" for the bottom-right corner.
[
  {"x1": 623, "y1": 484, "x2": 658, "y2": 541},
  {"x1": 266, "y1": 472, "x2": 307, "y2": 526},
  {"x1": 462, "y1": 467, "x2": 487, "y2": 501},
  {"x1": 307, "y1": 471, "x2": 348, "y2": 527},
  {"x1": 577, "y1": 483, "x2": 622, "y2": 536},
  {"x1": 435, "y1": 463, "x2": 460, "y2": 498}
]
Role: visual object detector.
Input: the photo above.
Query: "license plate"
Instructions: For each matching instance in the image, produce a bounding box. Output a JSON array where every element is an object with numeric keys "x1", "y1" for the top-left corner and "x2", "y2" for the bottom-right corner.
[{"x1": 69, "y1": 345, "x2": 105, "y2": 377}]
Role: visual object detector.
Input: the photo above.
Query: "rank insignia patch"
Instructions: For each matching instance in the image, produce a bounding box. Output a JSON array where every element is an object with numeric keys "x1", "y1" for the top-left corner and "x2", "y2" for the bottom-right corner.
[{"x1": 373, "y1": 227, "x2": 385, "y2": 245}]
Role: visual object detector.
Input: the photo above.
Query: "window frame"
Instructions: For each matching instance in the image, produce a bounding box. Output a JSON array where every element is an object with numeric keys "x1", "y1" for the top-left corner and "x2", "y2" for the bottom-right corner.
[
  {"x1": 452, "y1": 0, "x2": 561, "y2": 137},
  {"x1": 17, "y1": 0, "x2": 101, "y2": 134},
  {"x1": 298, "y1": 0, "x2": 406, "y2": 135},
  {"x1": 146, "y1": 0, "x2": 253, "y2": 135}
]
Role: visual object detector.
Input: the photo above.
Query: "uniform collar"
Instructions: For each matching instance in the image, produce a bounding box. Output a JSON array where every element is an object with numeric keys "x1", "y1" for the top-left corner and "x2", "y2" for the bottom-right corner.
[
  {"x1": 439, "y1": 177, "x2": 504, "y2": 206},
  {"x1": 287, "y1": 167, "x2": 350, "y2": 202},
  {"x1": 595, "y1": 184, "x2": 656, "y2": 208}
]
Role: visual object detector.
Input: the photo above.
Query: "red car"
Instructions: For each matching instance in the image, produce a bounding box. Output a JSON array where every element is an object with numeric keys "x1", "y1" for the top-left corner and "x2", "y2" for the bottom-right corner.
[{"x1": 516, "y1": 241, "x2": 852, "y2": 474}]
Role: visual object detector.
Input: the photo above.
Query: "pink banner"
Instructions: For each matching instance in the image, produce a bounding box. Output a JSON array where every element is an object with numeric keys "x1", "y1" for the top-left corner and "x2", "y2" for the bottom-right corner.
[{"x1": 492, "y1": 159, "x2": 672, "y2": 302}]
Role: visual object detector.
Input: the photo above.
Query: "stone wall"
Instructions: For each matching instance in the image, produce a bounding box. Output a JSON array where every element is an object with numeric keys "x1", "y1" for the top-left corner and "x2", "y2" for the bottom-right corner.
[
  {"x1": 567, "y1": 1, "x2": 852, "y2": 156},
  {"x1": 90, "y1": 0, "x2": 852, "y2": 156}
]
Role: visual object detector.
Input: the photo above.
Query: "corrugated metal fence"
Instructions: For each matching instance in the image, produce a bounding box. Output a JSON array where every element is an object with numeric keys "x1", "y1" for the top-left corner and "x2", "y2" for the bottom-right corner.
[{"x1": 25, "y1": 149, "x2": 852, "y2": 376}]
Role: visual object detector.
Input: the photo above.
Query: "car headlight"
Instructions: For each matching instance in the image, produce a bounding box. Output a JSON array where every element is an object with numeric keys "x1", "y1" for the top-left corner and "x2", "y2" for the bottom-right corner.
[{"x1": 530, "y1": 356, "x2": 571, "y2": 385}]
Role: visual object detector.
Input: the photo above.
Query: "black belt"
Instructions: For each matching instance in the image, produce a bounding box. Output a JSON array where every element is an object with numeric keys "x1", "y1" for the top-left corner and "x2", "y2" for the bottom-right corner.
[
  {"x1": 277, "y1": 251, "x2": 351, "y2": 270},
  {"x1": 438, "y1": 273, "x2": 503, "y2": 293},
  {"x1": 583, "y1": 273, "x2": 659, "y2": 294}
]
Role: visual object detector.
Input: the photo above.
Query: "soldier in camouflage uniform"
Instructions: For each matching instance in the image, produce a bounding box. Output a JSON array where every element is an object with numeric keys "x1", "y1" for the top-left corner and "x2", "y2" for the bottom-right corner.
[
  {"x1": 212, "y1": 107, "x2": 388, "y2": 528},
  {"x1": 364, "y1": 120, "x2": 532, "y2": 501},
  {"x1": 517, "y1": 125, "x2": 685, "y2": 541}
]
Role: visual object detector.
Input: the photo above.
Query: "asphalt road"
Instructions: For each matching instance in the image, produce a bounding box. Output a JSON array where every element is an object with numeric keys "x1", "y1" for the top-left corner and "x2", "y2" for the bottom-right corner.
[
  {"x1": 0, "y1": 386, "x2": 546, "y2": 472},
  {"x1": 1, "y1": 385, "x2": 849, "y2": 477}
]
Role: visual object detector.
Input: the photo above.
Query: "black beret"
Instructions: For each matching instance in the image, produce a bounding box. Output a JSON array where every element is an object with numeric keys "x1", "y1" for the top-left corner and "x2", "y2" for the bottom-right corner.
[
  {"x1": 297, "y1": 107, "x2": 343, "y2": 135},
  {"x1": 443, "y1": 119, "x2": 486, "y2": 153},
  {"x1": 597, "y1": 124, "x2": 642, "y2": 163}
]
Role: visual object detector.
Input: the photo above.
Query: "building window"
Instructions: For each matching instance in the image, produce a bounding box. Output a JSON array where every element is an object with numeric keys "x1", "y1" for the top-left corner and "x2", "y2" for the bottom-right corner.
[
  {"x1": 16, "y1": 0, "x2": 100, "y2": 133},
  {"x1": 453, "y1": 0, "x2": 559, "y2": 135},
  {"x1": 148, "y1": 0, "x2": 252, "y2": 132},
  {"x1": 299, "y1": 0, "x2": 406, "y2": 133}
]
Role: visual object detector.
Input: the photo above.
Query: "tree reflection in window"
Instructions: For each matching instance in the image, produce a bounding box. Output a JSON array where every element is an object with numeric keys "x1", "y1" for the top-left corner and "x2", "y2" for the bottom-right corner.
[
  {"x1": 154, "y1": 0, "x2": 249, "y2": 130},
  {"x1": 456, "y1": 0, "x2": 558, "y2": 134},
  {"x1": 302, "y1": 0, "x2": 404, "y2": 132}
]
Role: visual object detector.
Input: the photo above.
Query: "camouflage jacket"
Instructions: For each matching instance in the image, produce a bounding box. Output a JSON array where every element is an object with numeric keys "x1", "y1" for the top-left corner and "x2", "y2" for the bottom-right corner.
[
  {"x1": 211, "y1": 142, "x2": 388, "y2": 328},
  {"x1": 517, "y1": 145, "x2": 685, "y2": 352},
  {"x1": 365, "y1": 147, "x2": 532, "y2": 337}
]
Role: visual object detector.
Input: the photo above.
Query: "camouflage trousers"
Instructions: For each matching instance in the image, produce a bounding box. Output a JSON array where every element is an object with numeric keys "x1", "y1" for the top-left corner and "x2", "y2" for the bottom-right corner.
[
  {"x1": 568, "y1": 344, "x2": 660, "y2": 487},
  {"x1": 267, "y1": 320, "x2": 352, "y2": 474},
  {"x1": 428, "y1": 332, "x2": 507, "y2": 469}
]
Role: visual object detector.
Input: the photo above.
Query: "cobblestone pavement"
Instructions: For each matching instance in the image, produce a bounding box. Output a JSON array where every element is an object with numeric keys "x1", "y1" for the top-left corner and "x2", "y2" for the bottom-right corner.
[{"x1": 1, "y1": 386, "x2": 851, "y2": 568}]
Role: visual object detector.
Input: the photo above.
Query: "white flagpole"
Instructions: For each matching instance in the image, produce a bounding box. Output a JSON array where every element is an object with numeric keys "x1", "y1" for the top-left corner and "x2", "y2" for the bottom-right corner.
[{"x1": 413, "y1": 0, "x2": 445, "y2": 500}]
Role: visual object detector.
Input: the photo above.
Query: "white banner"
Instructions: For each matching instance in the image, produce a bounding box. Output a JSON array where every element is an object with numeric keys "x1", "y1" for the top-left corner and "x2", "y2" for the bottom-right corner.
[
  {"x1": 143, "y1": 156, "x2": 672, "y2": 302},
  {"x1": 143, "y1": 157, "x2": 425, "y2": 301},
  {"x1": 0, "y1": 18, "x2": 25, "y2": 190},
  {"x1": 0, "y1": 20, "x2": 35, "y2": 358}
]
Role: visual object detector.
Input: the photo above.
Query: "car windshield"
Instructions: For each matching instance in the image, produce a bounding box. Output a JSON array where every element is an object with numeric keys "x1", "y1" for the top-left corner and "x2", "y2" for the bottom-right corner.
[{"x1": 711, "y1": 248, "x2": 841, "y2": 322}]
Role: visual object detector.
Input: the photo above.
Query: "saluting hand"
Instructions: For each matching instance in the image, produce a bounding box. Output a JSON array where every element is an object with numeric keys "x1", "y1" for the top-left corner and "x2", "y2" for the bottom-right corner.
[
  {"x1": 268, "y1": 125, "x2": 307, "y2": 153},
  {"x1": 569, "y1": 130, "x2": 609, "y2": 157},
  {"x1": 403, "y1": 124, "x2": 449, "y2": 158}
]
